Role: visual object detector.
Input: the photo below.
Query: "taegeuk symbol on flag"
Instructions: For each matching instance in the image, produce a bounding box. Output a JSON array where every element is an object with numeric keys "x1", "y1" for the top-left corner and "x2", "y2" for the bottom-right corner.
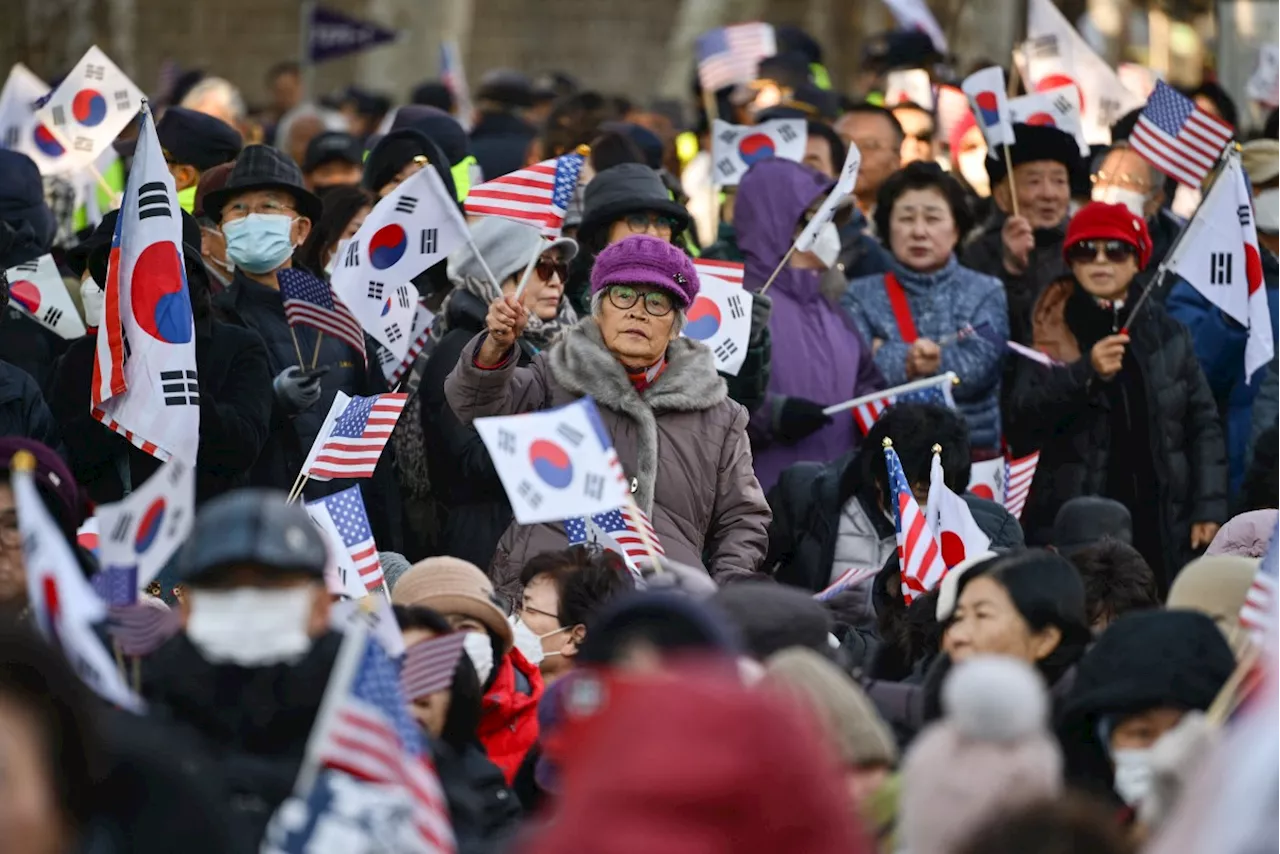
[
  {"x1": 90, "y1": 101, "x2": 199, "y2": 465},
  {"x1": 330, "y1": 165, "x2": 468, "y2": 362},
  {"x1": 33, "y1": 45, "x2": 143, "y2": 172},
  {"x1": 0, "y1": 63, "x2": 69, "y2": 175},
  {"x1": 681, "y1": 262, "x2": 751, "y2": 375},
  {"x1": 709, "y1": 119, "x2": 806, "y2": 187},
  {"x1": 475, "y1": 397, "x2": 630, "y2": 525},
  {"x1": 960, "y1": 67, "x2": 1015, "y2": 151},
  {"x1": 376, "y1": 300, "x2": 436, "y2": 387},
  {"x1": 4, "y1": 254, "x2": 87, "y2": 338},
  {"x1": 96, "y1": 455, "x2": 195, "y2": 596}
]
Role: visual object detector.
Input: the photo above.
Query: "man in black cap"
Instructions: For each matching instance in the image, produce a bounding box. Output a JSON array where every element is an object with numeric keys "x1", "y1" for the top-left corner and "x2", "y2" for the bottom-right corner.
[
  {"x1": 142, "y1": 488, "x2": 340, "y2": 851},
  {"x1": 203, "y1": 146, "x2": 394, "y2": 520},
  {"x1": 48, "y1": 207, "x2": 272, "y2": 506},
  {"x1": 157, "y1": 106, "x2": 243, "y2": 214},
  {"x1": 960, "y1": 122, "x2": 1083, "y2": 347},
  {"x1": 470, "y1": 69, "x2": 537, "y2": 181},
  {"x1": 301, "y1": 130, "x2": 364, "y2": 194}
]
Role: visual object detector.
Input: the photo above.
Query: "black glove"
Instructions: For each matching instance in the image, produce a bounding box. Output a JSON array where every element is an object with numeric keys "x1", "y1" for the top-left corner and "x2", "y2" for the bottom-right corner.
[
  {"x1": 774, "y1": 396, "x2": 833, "y2": 445},
  {"x1": 272, "y1": 366, "x2": 323, "y2": 413},
  {"x1": 748, "y1": 292, "x2": 773, "y2": 346}
]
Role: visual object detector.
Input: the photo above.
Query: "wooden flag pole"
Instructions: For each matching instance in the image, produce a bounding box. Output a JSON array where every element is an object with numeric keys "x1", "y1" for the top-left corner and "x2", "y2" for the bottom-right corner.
[
  {"x1": 702, "y1": 88, "x2": 723, "y2": 235},
  {"x1": 286, "y1": 475, "x2": 311, "y2": 505},
  {"x1": 1205, "y1": 644, "x2": 1260, "y2": 726},
  {"x1": 1003, "y1": 145, "x2": 1021, "y2": 218},
  {"x1": 289, "y1": 326, "x2": 306, "y2": 369},
  {"x1": 757, "y1": 245, "x2": 797, "y2": 296},
  {"x1": 310, "y1": 332, "x2": 325, "y2": 370}
]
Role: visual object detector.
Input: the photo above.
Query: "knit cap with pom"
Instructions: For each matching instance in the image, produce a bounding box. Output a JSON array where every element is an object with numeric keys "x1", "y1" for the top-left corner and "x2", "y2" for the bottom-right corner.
[{"x1": 900, "y1": 656, "x2": 1062, "y2": 854}]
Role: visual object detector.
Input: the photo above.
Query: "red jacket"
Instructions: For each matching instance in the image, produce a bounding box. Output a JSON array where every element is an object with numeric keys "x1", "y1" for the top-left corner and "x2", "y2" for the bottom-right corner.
[{"x1": 477, "y1": 648, "x2": 544, "y2": 783}]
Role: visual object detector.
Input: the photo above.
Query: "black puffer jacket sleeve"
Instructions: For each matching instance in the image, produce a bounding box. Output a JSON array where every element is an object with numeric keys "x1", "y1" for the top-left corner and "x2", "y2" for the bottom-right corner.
[{"x1": 1178, "y1": 327, "x2": 1229, "y2": 525}]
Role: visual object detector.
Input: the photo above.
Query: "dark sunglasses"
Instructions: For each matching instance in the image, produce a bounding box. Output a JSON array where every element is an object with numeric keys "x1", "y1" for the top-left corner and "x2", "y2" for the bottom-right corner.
[
  {"x1": 1066, "y1": 239, "x2": 1138, "y2": 264},
  {"x1": 605, "y1": 284, "x2": 675, "y2": 317},
  {"x1": 534, "y1": 258, "x2": 568, "y2": 282}
]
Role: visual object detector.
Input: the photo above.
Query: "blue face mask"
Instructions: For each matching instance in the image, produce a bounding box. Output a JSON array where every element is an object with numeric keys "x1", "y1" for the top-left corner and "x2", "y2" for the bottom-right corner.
[{"x1": 222, "y1": 213, "x2": 296, "y2": 274}]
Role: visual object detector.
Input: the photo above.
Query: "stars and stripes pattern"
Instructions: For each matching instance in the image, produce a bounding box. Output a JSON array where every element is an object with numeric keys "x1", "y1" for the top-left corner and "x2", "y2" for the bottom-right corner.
[
  {"x1": 1003, "y1": 451, "x2": 1040, "y2": 520},
  {"x1": 308, "y1": 394, "x2": 408, "y2": 480},
  {"x1": 105, "y1": 601, "x2": 181, "y2": 656},
  {"x1": 278, "y1": 268, "x2": 368, "y2": 366},
  {"x1": 316, "y1": 631, "x2": 454, "y2": 853},
  {"x1": 464, "y1": 151, "x2": 586, "y2": 238},
  {"x1": 885, "y1": 443, "x2": 945, "y2": 604},
  {"x1": 1130, "y1": 80, "x2": 1234, "y2": 188},
  {"x1": 312, "y1": 487, "x2": 384, "y2": 592},
  {"x1": 90, "y1": 565, "x2": 137, "y2": 607},
  {"x1": 853, "y1": 377, "x2": 957, "y2": 435},
  {"x1": 814, "y1": 565, "x2": 880, "y2": 602},
  {"x1": 400, "y1": 632, "x2": 468, "y2": 701},
  {"x1": 692, "y1": 258, "x2": 745, "y2": 287},
  {"x1": 564, "y1": 505, "x2": 664, "y2": 565},
  {"x1": 1239, "y1": 523, "x2": 1279, "y2": 644},
  {"x1": 694, "y1": 23, "x2": 777, "y2": 92}
]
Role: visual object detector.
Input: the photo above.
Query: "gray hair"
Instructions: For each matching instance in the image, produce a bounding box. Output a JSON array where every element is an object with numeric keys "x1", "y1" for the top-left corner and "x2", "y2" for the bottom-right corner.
[
  {"x1": 180, "y1": 77, "x2": 247, "y2": 123},
  {"x1": 591, "y1": 288, "x2": 686, "y2": 336}
]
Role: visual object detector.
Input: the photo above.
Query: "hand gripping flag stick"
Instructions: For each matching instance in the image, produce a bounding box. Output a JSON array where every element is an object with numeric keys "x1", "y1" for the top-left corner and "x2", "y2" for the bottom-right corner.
[{"x1": 822, "y1": 372, "x2": 959, "y2": 417}]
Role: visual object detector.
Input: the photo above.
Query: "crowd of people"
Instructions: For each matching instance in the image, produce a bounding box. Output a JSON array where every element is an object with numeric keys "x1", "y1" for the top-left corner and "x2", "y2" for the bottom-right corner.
[{"x1": 0, "y1": 20, "x2": 1277, "y2": 854}]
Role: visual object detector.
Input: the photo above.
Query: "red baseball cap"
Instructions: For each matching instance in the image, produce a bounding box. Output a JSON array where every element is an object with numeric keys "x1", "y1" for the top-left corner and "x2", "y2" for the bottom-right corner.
[{"x1": 1064, "y1": 201, "x2": 1153, "y2": 269}]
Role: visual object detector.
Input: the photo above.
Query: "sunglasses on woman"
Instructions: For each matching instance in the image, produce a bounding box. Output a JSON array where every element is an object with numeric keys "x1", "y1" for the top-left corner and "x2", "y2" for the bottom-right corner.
[
  {"x1": 1066, "y1": 239, "x2": 1138, "y2": 264},
  {"x1": 605, "y1": 284, "x2": 675, "y2": 317},
  {"x1": 535, "y1": 257, "x2": 568, "y2": 282}
]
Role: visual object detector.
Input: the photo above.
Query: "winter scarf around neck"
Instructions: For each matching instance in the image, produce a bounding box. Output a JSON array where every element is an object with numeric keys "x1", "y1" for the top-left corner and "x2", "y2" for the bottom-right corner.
[{"x1": 439, "y1": 274, "x2": 578, "y2": 351}]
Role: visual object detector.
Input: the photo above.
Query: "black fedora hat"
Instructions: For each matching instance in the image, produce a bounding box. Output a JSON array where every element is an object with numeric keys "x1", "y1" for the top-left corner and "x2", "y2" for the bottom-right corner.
[{"x1": 200, "y1": 144, "x2": 323, "y2": 224}]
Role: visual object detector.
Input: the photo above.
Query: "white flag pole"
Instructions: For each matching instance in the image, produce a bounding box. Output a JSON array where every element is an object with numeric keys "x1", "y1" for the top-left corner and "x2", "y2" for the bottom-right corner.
[
  {"x1": 821, "y1": 371, "x2": 959, "y2": 417},
  {"x1": 511, "y1": 239, "x2": 543, "y2": 301}
]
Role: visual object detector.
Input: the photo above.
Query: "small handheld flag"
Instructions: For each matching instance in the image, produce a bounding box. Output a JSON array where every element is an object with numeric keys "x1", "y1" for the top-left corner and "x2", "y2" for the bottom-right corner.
[
  {"x1": 278, "y1": 267, "x2": 369, "y2": 367},
  {"x1": 302, "y1": 393, "x2": 408, "y2": 481},
  {"x1": 681, "y1": 266, "x2": 752, "y2": 375},
  {"x1": 306, "y1": 486, "x2": 385, "y2": 594},
  {"x1": 967, "y1": 448, "x2": 1040, "y2": 520},
  {"x1": 400, "y1": 633, "x2": 468, "y2": 700},
  {"x1": 709, "y1": 119, "x2": 806, "y2": 187},
  {"x1": 1129, "y1": 80, "x2": 1234, "y2": 189},
  {"x1": 464, "y1": 151, "x2": 587, "y2": 238},
  {"x1": 694, "y1": 23, "x2": 777, "y2": 93},
  {"x1": 3, "y1": 254, "x2": 87, "y2": 338},
  {"x1": 926, "y1": 447, "x2": 991, "y2": 569},
  {"x1": 33, "y1": 46, "x2": 143, "y2": 173},
  {"x1": 376, "y1": 300, "x2": 435, "y2": 387},
  {"x1": 1008, "y1": 84, "x2": 1090, "y2": 156},
  {"x1": 827, "y1": 372, "x2": 957, "y2": 434},
  {"x1": 794, "y1": 143, "x2": 862, "y2": 255},
  {"x1": 692, "y1": 258, "x2": 745, "y2": 287},
  {"x1": 960, "y1": 67, "x2": 1015, "y2": 152},
  {"x1": 0, "y1": 64, "x2": 66, "y2": 175},
  {"x1": 96, "y1": 456, "x2": 195, "y2": 595},
  {"x1": 883, "y1": 440, "x2": 946, "y2": 604}
]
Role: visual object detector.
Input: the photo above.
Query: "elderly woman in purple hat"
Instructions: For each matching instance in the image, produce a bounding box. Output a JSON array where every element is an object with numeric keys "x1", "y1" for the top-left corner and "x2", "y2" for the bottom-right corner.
[{"x1": 446, "y1": 234, "x2": 770, "y2": 602}]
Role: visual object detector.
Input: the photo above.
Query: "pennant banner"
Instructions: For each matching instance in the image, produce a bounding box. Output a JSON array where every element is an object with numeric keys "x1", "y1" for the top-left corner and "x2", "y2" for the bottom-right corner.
[
  {"x1": 709, "y1": 119, "x2": 806, "y2": 187},
  {"x1": 4, "y1": 254, "x2": 87, "y2": 338},
  {"x1": 307, "y1": 5, "x2": 399, "y2": 63}
]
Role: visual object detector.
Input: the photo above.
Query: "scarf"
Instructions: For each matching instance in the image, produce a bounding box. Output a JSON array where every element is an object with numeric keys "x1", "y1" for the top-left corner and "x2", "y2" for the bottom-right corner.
[
  {"x1": 626, "y1": 357, "x2": 667, "y2": 393},
  {"x1": 437, "y1": 274, "x2": 578, "y2": 351}
]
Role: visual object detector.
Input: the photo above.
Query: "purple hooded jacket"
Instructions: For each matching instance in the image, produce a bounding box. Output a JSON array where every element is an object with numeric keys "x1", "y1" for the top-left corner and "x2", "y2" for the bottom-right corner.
[{"x1": 737, "y1": 159, "x2": 884, "y2": 492}]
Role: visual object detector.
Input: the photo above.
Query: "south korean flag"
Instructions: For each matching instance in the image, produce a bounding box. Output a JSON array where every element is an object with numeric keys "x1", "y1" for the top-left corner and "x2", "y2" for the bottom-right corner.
[
  {"x1": 709, "y1": 119, "x2": 807, "y2": 187},
  {"x1": 330, "y1": 167, "x2": 469, "y2": 362},
  {"x1": 4, "y1": 254, "x2": 87, "y2": 339},
  {"x1": 33, "y1": 45, "x2": 143, "y2": 173},
  {"x1": 682, "y1": 270, "x2": 752, "y2": 376}
]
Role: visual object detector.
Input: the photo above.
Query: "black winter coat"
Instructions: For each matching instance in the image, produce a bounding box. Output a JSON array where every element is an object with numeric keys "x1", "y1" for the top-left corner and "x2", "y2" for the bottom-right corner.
[
  {"x1": 48, "y1": 320, "x2": 273, "y2": 506},
  {"x1": 960, "y1": 212, "x2": 1069, "y2": 347},
  {"x1": 420, "y1": 291, "x2": 532, "y2": 569},
  {"x1": 766, "y1": 451, "x2": 1025, "y2": 594},
  {"x1": 0, "y1": 359, "x2": 59, "y2": 447},
  {"x1": 141, "y1": 631, "x2": 342, "y2": 852},
  {"x1": 434, "y1": 739, "x2": 522, "y2": 854},
  {"x1": 469, "y1": 111, "x2": 536, "y2": 182},
  {"x1": 1008, "y1": 279, "x2": 1227, "y2": 586},
  {"x1": 214, "y1": 270, "x2": 403, "y2": 550},
  {"x1": 0, "y1": 308, "x2": 67, "y2": 393}
]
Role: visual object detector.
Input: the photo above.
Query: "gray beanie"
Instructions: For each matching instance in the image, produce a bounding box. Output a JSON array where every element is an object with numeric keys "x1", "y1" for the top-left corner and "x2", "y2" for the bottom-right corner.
[{"x1": 449, "y1": 217, "x2": 577, "y2": 286}]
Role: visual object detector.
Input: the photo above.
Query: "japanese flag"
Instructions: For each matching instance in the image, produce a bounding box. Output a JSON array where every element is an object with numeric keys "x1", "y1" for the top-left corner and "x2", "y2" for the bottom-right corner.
[
  {"x1": 91, "y1": 103, "x2": 199, "y2": 465},
  {"x1": 4, "y1": 254, "x2": 87, "y2": 338},
  {"x1": 709, "y1": 119, "x2": 806, "y2": 187},
  {"x1": 12, "y1": 455, "x2": 143, "y2": 712},
  {"x1": 474, "y1": 398, "x2": 631, "y2": 525},
  {"x1": 795, "y1": 143, "x2": 861, "y2": 252},
  {"x1": 682, "y1": 269, "x2": 751, "y2": 376},
  {"x1": 330, "y1": 166, "x2": 468, "y2": 362},
  {"x1": 960, "y1": 67, "x2": 1016, "y2": 151},
  {"x1": 33, "y1": 46, "x2": 143, "y2": 173},
  {"x1": 926, "y1": 452, "x2": 991, "y2": 569},
  {"x1": 96, "y1": 457, "x2": 195, "y2": 593},
  {"x1": 885, "y1": 69, "x2": 935, "y2": 110},
  {"x1": 1008, "y1": 84, "x2": 1090, "y2": 156}
]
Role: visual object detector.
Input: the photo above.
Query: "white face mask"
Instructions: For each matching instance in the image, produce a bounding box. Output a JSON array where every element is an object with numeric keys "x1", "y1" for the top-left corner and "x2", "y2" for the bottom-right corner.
[
  {"x1": 1111, "y1": 747, "x2": 1154, "y2": 807},
  {"x1": 810, "y1": 221, "x2": 841, "y2": 269},
  {"x1": 957, "y1": 149, "x2": 990, "y2": 197},
  {"x1": 508, "y1": 615, "x2": 570, "y2": 667},
  {"x1": 325, "y1": 238, "x2": 349, "y2": 277},
  {"x1": 186, "y1": 587, "x2": 315, "y2": 666},
  {"x1": 1092, "y1": 184, "x2": 1148, "y2": 218},
  {"x1": 462, "y1": 631, "x2": 494, "y2": 684},
  {"x1": 1255, "y1": 187, "x2": 1280, "y2": 235},
  {"x1": 80, "y1": 277, "x2": 104, "y2": 328}
]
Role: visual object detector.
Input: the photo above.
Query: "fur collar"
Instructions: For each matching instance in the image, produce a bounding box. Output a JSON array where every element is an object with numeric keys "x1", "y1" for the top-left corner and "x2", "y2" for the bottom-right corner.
[{"x1": 547, "y1": 319, "x2": 727, "y2": 512}]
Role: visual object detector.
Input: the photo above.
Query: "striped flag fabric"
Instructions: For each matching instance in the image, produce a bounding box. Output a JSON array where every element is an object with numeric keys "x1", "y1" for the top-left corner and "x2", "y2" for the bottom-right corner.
[
  {"x1": 305, "y1": 393, "x2": 408, "y2": 480},
  {"x1": 852, "y1": 375, "x2": 957, "y2": 435},
  {"x1": 1239, "y1": 523, "x2": 1279, "y2": 644},
  {"x1": 306, "y1": 486, "x2": 384, "y2": 593},
  {"x1": 278, "y1": 268, "x2": 369, "y2": 366},
  {"x1": 565, "y1": 505, "x2": 663, "y2": 566},
  {"x1": 884, "y1": 442, "x2": 945, "y2": 604},
  {"x1": 307, "y1": 625, "x2": 455, "y2": 853},
  {"x1": 464, "y1": 151, "x2": 586, "y2": 238},
  {"x1": 105, "y1": 601, "x2": 181, "y2": 656},
  {"x1": 814, "y1": 565, "x2": 880, "y2": 602},
  {"x1": 1004, "y1": 451, "x2": 1040, "y2": 520},
  {"x1": 377, "y1": 301, "x2": 435, "y2": 387},
  {"x1": 1130, "y1": 80, "x2": 1234, "y2": 188},
  {"x1": 400, "y1": 632, "x2": 468, "y2": 701},
  {"x1": 694, "y1": 23, "x2": 777, "y2": 93},
  {"x1": 926, "y1": 451, "x2": 991, "y2": 569},
  {"x1": 692, "y1": 258, "x2": 745, "y2": 287}
]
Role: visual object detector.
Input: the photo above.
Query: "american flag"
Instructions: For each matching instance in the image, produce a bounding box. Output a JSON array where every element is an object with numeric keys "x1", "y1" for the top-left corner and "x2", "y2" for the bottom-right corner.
[
  {"x1": 853, "y1": 376, "x2": 957, "y2": 435},
  {"x1": 814, "y1": 565, "x2": 880, "y2": 602},
  {"x1": 692, "y1": 258, "x2": 745, "y2": 287},
  {"x1": 308, "y1": 394, "x2": 408, "y2": 480},
  {"x1": 314, "y1": 629, "x2": 455, "y2": 853},
  {"x1": 105, "y1": 601, "x2": 181, "y2": 656},
  {"x1": 464, "y1": 151, "x2": 586, "y2": 238},
  {"x1": 1130, "y1": 80, "x2": 1235, "y2": 188},
  {"x1": 565, "y1": 506, "x2": 664, "y2": 566},
  {"x1": 884, "y1": 443, "x2": 945, "y2": 604},
  {"x1": 438, "y1": 40, "x2": 473, "y2": 133},
  {"x1": 1003, "y1": 450, "x2": 1040, "y2": 520},
  {"x1": 278, "y1": 268, "x2": 369, "y2": 366},
  {"x1": 311, "y1": 486, "x2": 384, "y2": 592},
  {"x1": 400, "y1": 632, "x2": 468, "y2": 700},
  {"x1": 694, "y1": 23, "x2": 777, "y2": 93},
  {"x1": 1239, "y1": 523, "x2": 1279, "y2": 644},
  {"x1": 90, "y1": 565, "x2": 136, "y2": 607}
]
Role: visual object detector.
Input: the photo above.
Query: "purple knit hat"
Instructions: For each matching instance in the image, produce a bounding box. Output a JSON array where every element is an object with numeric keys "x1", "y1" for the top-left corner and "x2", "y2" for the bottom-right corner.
[{"x1": 589, "y1": 234, "x2": 700, "y2": 307}]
